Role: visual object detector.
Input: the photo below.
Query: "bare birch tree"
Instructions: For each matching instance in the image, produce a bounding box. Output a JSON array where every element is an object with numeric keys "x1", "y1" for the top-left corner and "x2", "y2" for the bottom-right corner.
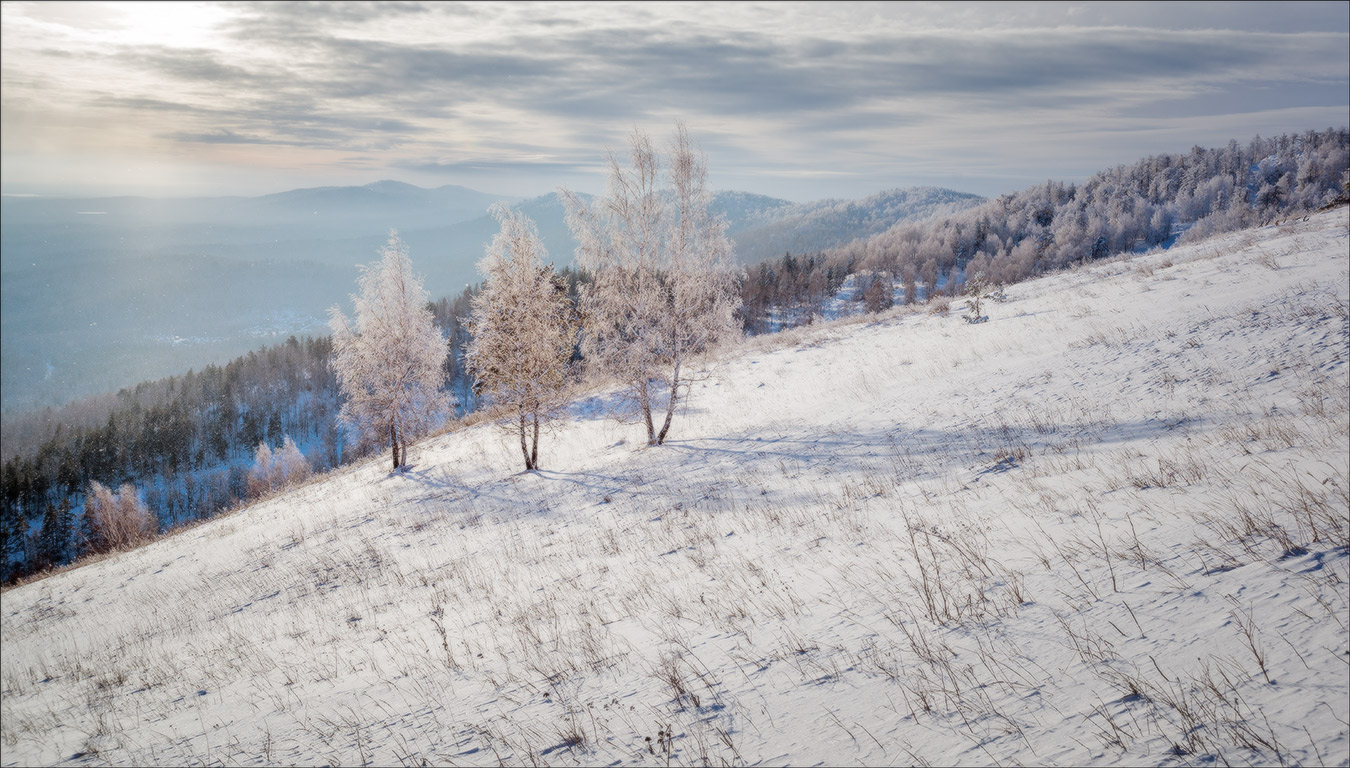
[
  {"x1": 561, "y1": 123, "x2": 740, "y2": 446},
  {"x1": 465, "y1": 204, "x2": 578, "y2": 470},
  {"x1": 329, "y1": 231, "x2": 452, "y2": 471}
]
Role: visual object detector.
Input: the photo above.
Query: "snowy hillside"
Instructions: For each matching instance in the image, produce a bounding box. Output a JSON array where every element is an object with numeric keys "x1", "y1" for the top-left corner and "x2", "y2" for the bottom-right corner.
[{"x1": 2, "y1": 209, "x2": 1347, "y2": 766}]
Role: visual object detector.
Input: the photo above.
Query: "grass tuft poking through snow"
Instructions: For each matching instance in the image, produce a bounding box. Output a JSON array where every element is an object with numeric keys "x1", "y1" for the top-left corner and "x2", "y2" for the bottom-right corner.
[{"x1": 2, "y1": 209, "x2": 1348, "y2": 766}]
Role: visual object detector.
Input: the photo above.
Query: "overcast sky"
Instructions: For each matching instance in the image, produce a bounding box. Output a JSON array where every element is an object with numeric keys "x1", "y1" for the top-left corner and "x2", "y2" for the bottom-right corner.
[{"x1": 2, "y1": 1, "x2": 1347, "y2": 202}]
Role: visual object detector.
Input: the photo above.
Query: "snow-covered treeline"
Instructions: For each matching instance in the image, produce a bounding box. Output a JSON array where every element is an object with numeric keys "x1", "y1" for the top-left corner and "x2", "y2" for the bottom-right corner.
[
  {"x1": 742, "y1": 128, "x2": 1349, "y2": 328},
  {"x1": 0, "y1": 336, "x2": 347, "y2": 578}
]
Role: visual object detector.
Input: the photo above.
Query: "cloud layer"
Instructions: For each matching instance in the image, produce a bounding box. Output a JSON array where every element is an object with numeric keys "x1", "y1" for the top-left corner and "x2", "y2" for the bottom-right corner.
[{"x1": 2, "y1": 1, "x2": 1346, "y2": 199}]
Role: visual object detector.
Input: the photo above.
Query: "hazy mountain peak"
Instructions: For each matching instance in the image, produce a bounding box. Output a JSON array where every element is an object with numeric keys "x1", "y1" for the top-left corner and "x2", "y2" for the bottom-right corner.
[{"x1": 361, "y1": 180, "x2": 425, "y2": 195}]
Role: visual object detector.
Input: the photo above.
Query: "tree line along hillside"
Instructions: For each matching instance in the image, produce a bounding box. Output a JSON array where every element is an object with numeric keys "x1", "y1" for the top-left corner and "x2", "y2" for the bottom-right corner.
[
  {"x1": 3, "y1": 127, "x2": 1347, "y2": 583},
  {"x1": 742, "y1": 128, "x2": 1349, "y2": 328}
]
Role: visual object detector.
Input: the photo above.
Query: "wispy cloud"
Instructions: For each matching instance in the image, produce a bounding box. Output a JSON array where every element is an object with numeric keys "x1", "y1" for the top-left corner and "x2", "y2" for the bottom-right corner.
[{"x1": 2, "y1": 1, "x2": 1346, "y2": 199}]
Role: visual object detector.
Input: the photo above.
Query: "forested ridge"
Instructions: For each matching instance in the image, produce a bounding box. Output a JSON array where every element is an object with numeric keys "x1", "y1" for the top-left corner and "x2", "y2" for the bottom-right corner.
[
  {"x1": 3, "y1": 127, "x2": 1347, "y2": 583},
  {"x1": 727, "y1": 186, "x2": 985, "y2": 265},
  {"x1": 742, "y1": 128, "x2": 1349, "y2": 328},
  {"x1": 2, "y1": 337, "x2": 343, "y2": 572}
]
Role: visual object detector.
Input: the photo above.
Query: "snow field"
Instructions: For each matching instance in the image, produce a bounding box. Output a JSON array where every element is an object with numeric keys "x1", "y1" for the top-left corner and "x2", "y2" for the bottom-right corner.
[{"x1": 1, "y1": 209, "x2": 1347, "y2": 766}]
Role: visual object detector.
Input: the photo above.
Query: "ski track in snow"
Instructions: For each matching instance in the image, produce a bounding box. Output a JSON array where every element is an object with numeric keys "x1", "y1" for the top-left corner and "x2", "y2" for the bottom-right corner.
[{"x1": 2, "y1": 209, "x2": 1347, "y2": 767}]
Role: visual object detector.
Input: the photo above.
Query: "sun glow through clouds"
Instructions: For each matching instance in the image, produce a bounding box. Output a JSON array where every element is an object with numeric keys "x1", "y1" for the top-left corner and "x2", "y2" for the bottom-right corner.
[
  {"x1": 0, "y1": 1, "x2": 1345, "y2": 198},
  {"x1": 99, "y1": 1, "x2": 230, "y2": 48}
]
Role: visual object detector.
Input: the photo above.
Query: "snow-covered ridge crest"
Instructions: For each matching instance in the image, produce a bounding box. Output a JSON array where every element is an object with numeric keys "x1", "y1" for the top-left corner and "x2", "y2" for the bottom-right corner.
[{"x1": 2, "y1": 209, "x2": 1347, "y2": 766}]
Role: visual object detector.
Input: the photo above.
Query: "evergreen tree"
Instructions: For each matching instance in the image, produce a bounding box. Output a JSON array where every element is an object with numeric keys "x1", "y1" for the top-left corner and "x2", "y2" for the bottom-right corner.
[
  {"x1": 1, "y1": 501, "x2": 26, "y2": 581},
  {"x1": 36, "y1": 499, "x2": 72, "y2": 569}
]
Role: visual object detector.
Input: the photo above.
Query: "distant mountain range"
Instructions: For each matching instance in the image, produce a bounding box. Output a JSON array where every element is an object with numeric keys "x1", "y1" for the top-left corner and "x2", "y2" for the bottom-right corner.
[{"x1": 0, "y1": 181, "x2": 982, "y2": 412}]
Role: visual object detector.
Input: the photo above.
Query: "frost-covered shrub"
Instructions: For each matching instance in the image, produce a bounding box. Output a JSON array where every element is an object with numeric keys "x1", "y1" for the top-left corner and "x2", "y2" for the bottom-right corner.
[
  {"x1": 273, "y1": 437, "x2": 311, "y2": 488},
  {"x1": 247, "y1": 442, "x2": 273, "y2": 498},
  {"x1": 84, "y1": 481, "x2": 155, "y2": 553},
  {"x1": 964, "y1": 272, "x2": 991, "y2": 324},
  {"x1": 247, "y1": 436, "x2": 311, "y2": 497}
]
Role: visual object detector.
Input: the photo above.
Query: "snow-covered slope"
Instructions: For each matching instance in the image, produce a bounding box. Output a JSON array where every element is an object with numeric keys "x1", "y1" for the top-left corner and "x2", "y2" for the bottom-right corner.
[{"x1": 3, "y1": 209, "x2": 1347, "y2": 767}]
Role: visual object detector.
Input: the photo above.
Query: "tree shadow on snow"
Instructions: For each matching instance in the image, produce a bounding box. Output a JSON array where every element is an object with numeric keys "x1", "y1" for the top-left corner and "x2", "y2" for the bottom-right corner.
[
  {"x1": 395, "y1": 411, "x2": 1202, "y2": 515},
  {"x1": 659, "y1": 412, "x2": 1203, "y2": 492}
]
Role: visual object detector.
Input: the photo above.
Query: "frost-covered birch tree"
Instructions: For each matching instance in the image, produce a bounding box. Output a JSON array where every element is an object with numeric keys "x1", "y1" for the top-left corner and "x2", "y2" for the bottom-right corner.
[
  {"x1": 561, "y1": 129, "x2": 667, "y2": 443},
  {"x1": 657, "y1": 123, "x2": 740, "y2": 444},
  {"x1": 561, "y1": 123, "x2": 739, "y2": 446},
  {"x1": 329, "y1": 231, "x2": 452, "y2": 471},
  {"x1": 466, "y1": 204, "x2": 577, "y2": 471}
]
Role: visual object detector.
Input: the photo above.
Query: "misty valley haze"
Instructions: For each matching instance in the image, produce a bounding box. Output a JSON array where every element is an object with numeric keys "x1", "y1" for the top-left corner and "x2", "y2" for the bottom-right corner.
[
  {"x1": 0, "y1": 181, "x2": 508, "y2": 412},
  {"x1": 0, "y1": 182, "x2": 978, "y2": 413}
]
